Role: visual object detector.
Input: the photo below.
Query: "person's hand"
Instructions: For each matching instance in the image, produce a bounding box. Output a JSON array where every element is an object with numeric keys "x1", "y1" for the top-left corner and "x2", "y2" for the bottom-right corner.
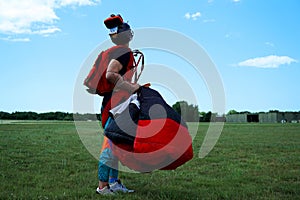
[{"x1": 132, "y1": 83, "x2": 141, "y2": 93}]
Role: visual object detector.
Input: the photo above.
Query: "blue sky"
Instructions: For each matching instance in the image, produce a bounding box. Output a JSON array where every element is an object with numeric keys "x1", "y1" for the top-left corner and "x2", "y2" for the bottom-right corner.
[{"x1": 0, "y1": 0, "x2": 299, "y2": 113}]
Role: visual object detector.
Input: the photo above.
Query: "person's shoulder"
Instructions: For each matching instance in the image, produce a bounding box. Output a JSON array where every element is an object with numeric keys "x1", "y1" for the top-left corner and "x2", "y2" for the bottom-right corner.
[
  {"x1": 109, "y1": 45, "x2": 132, "y2": 58},
  {"x1": 110, "y1": 45, "x2": 131, "y2": 53}
]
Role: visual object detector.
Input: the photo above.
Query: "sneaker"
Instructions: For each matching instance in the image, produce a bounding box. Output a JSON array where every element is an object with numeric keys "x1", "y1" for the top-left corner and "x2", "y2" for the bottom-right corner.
[
  {"x1": 96, "y1": 186, "x2": 115, "y2": 195},
  {"x1": 109, "y1": 179, "x2": 134, "y2": 193}
]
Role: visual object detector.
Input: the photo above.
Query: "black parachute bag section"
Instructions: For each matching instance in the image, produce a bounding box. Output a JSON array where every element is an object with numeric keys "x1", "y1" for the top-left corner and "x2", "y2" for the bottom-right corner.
[
  {"x1": 104, "y1": 103, "x2": 140, "y2": 146},
  {"x1": 137, "y1": 87, "x2": 187, "y2": 126}
]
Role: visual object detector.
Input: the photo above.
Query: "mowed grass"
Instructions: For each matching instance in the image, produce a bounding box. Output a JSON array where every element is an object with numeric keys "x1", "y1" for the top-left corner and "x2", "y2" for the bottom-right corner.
[{"x1": 0, "y1": 121, "x2": 299, "y2": 199}]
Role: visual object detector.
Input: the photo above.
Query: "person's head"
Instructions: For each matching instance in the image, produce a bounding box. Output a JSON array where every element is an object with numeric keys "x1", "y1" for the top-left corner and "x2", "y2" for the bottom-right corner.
[
  {"x1": 104, "y1": 14, "x2": 133, "y2": 45},
  {"x1": 109, "y1": 22, "x2": 133, "y2": 45}
]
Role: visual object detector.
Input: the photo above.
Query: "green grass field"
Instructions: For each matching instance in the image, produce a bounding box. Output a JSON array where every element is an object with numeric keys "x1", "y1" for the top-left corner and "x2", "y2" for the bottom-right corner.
[{"x1": 0, "y1": 121, "x2": 299, "y2": 199}]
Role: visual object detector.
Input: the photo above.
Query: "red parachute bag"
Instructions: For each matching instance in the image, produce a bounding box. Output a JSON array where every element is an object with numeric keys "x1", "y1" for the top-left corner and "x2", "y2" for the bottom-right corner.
[{"x1": 83, "y1": 46, "x2": 144, "y2": 96}]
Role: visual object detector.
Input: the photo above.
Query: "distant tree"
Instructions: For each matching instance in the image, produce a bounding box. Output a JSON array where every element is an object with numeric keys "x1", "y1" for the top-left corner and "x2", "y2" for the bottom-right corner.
[
  {"x1": 63, "y1": 114, "x2": 73, "y2": 121},
  {"x1": 54, "y1": 112, "x2": 66, "y2": 120},
  {"x1": 227, "y1": 110, "x2": 238, "y2": 115},
  {"x1": 199, "y1": 112, "x2": 206, "y2": 122},
  {"x1": 38, "y1": 112, "x2": 57, "y2": 120},
  {"x1": 172, "y1": 101, "x2": 199, "y2": 122},
  {"x1": 10, "y1": 111, "x2": 38, "y2": 120},
  {"x1": 240, "y1": 111, "x2": 251, "y2": 114},
  {"x1": 0, "y1": 111, "x2": 11, "y2": 119},
  {"x1": 0, "y1": 111, "x2": 100, "y2": 121},
  {"x1": 72, "y1": 113, "x2": 99, "y2": 121},
  {"x1": 172, "y1": 101, "x2": 182, "y2": 115},
  {"x1": 203, "y1": 111, "x2": 212, "y2": 122}
]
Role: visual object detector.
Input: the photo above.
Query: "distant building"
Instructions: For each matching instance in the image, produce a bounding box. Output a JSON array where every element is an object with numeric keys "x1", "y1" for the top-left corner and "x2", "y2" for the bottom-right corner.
[
  {"x1": 226, "y1": 112, "x2": 300, "y2": 123},
  {"x1": 258, "y1": 113, "x2": 278, "y2": 123},
  {"x1": 226, "y1": 113, "x2": 248, "y2": 123}
]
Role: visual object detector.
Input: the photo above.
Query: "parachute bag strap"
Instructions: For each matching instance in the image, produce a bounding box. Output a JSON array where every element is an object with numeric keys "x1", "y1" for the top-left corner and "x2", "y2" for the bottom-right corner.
[{"x1": 132, "y1": 49, "x2": 145, "y2": 84}]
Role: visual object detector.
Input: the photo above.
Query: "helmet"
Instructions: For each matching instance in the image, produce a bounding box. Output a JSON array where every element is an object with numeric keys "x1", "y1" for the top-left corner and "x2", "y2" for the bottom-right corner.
[
  {"x1": 104, "y1": 14, "x2": 123, "y2": 28},
  {"x1": 104, "y1": 14, "x2": 133, "y2": 45},
  {"x1": 117, "y1": 22, "x2": 131, "y2": 34}
]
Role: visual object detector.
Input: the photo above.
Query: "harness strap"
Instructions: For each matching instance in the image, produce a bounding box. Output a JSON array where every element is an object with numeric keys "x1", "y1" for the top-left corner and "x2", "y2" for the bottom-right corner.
[{"x1": 132, "y1": 50, "x2": 144, "y2": 84}]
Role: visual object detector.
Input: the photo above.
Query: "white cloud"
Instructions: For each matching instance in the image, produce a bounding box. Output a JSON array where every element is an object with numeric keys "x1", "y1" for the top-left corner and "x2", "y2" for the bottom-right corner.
[
  {"x1": 184, "y1": 12, "x2": 201, "y2": 20},
  {"x1": 59, "y1": 0, "x2": 99, "y2": 6},
  {"x1": 0, "y1": 0, "x2": 100, "y2": 38},
  {"x1": 0, "y1": 36, "x2": 30, "y2": 42},
  {"x1": 237, "y1": 55, "x2": 297, "y2": 68},
  {"x1": 232, "y1": 0, "x2": 240, "y2": 2}
]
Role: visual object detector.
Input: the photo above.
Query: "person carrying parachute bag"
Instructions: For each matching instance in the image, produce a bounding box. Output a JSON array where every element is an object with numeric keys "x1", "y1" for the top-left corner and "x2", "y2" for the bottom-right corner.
[
  {"x1": 97, "y1": 16, "x2": 193, "y2": 172},
  {"x1": 84, "y1": 13, "x2": 193, "y2": 195},
  {"x1": 83, "y1": 14, "x2": 145, "y2": 195}
]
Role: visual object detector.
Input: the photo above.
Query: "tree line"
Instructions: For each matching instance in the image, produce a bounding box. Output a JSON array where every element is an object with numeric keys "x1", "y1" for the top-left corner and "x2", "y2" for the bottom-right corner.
[
  {"x1": 0, "y1": 101, "x2": 218, "y2": 122},
  {"x1": 0, "y1": 111, "x2": 100, "y2": 121}
]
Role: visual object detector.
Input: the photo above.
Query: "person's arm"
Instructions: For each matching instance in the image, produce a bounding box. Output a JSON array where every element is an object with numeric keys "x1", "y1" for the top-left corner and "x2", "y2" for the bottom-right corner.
[{"x1": 106, "y1": 59, "x2": 140, "y2": 93}]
